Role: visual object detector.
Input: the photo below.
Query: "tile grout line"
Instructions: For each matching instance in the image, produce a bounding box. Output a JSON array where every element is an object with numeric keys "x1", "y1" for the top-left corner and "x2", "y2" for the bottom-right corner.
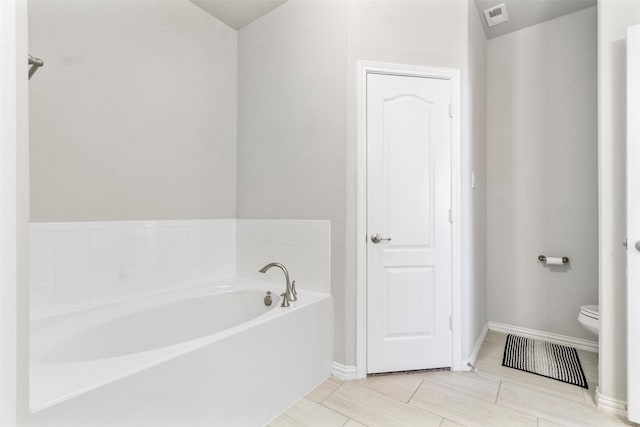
[
  {"x1": 481, "y1": 365, "x2": 588, "y2": 404},
  {"x1": 355, "y1": 375, "x2": 427, "y2": 404},
  {"x1": 319, "y1": 386, "x2": 369, "y2": 426},
  {"x1": 300, "y1": 333, "x2": 616, "y2": 427},
  {"x1": 343, "y1": 377, "x2": 411, "y2": 402},
  {"x1": 494, "y1": 383, "x2": 632, "y2": 427},
  {"x1": 285, "y1": 396, "x2": 348, "y2": 427},
  {"x1": 319, "y1": 379, "x2": 347, "y2": 404},
  {"x1": 582, "y1": 388, "x2": 590, "y2": 407},
  {"x1": 318, "y1": 381, "x2": 361, "y2": 422},
  {"x1": 275, "y1": 379, "x2": 343, "y2": 423},
  {"x1": 406, "y1": 378, "x2": 424, "y2": 404},
  {"x1": 499, "y1": 376, "x2": 595, "y2": 408},
  {"x1": 322, "y1": 379, "x2": 443, "y2": 425},
  {"x1": 418, "y1": 371, "x2": 501, "y2": 405}
]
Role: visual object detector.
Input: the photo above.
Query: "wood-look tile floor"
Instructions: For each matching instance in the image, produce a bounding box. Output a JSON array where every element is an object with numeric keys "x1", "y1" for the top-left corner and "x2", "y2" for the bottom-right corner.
[{"x1": 269, "y1": 331, "x2": 634, "y2": 427}]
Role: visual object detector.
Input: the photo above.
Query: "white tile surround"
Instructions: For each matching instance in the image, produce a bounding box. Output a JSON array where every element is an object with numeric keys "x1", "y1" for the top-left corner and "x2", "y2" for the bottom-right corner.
[
  {"x1": 236, "y1": 219, "x2": 331, "y2": 294},
  {"x1": 29, "y1": 219, "x2": 330, "y2": 319}
]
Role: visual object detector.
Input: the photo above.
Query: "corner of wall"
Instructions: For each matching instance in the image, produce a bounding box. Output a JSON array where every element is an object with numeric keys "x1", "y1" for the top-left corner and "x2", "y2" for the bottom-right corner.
[{"x1": 462, "y1": 0, "x2": 488, "y2": 360}]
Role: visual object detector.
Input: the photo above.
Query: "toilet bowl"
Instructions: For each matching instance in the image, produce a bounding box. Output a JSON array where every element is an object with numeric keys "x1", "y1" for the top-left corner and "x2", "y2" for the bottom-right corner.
[{"x1": 578, "y1": 304, "x2": 599, "y2": 336}]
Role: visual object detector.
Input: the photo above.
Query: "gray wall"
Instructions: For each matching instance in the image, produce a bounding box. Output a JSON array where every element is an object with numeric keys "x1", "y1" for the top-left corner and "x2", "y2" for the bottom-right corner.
[
  {"x1": 464, "y1": 0, "x2": 488, "y2": 357},
  {"x1": 29, "y1": 0, "x2": 487, "y2": 367},
  {"x1": 237, "y1": 0, "x2": 349, "y2": 362},
  {"x1": 239, "y1": 0, "x2": 484, "y2": 365},
  {"x1": 486, "y1": 7, "x2": 598, "y2": 339},
  {"x1": 28, "y1": 0, "x2": 238, "y2": 221},
  {"x1": 345, "y1": 0, "x2": 484, "y2": 364}
]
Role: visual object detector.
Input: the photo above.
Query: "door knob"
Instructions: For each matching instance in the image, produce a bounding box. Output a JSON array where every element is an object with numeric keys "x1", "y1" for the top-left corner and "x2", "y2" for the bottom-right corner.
[
  {"x1": 371, "y1": 233, "x2": 391, "y2": 244},
  {"x1": 635, "y1": 241, "x2": 640, "y2": 252}
]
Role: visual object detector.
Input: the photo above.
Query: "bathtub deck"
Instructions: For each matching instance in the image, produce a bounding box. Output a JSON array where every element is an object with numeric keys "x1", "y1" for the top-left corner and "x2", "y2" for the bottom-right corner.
[{"x1": 269, "y1": 331, "x2": 631, "y2": 427}]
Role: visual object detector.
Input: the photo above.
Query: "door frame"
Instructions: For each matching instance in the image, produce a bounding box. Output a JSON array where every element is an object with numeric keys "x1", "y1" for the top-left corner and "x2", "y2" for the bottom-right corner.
[
  {"x1": 626, "y1": 24, "x2": 640, "y2": 423},
  {"x1": 355, "y1": 61, "x2": 463, "y2": 378}
]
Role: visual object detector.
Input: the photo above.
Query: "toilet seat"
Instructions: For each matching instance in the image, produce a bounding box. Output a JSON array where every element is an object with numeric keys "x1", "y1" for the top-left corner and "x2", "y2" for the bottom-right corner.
[
  {"x1": 578, "y1": 305, "x2": 599, "y2": 337},
  {"x1": 580, "y1": 305, "x2": 599, "y2": 319}
]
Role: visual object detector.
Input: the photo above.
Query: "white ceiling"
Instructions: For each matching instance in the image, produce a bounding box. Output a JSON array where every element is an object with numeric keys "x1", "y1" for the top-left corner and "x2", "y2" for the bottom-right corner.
[
  {"x1": 190, "y1": 0, "x2": 288, "y2": 30},
  {"x1": 474, "y1": 0, "x2": 596, "y2": 39}
]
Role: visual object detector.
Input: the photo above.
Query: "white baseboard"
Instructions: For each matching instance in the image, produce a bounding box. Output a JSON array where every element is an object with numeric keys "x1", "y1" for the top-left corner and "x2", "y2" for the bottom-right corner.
[
  {"x1": 596, "y1": 387, "x2": 627, "y2": 417},
  {"x1": 463, "y1": 322, "x2": 489, "y2": 370},
  {"x1": 487, "y1": 321, "x2": 598, "y2": 353},
  {"x1": 332, "y1": 362, "x2": 358, "y2": 380}
]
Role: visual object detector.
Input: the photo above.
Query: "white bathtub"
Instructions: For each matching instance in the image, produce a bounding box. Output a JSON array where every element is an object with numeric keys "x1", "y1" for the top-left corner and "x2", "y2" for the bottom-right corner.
[{"x1": 29, "y1": 279, "x2": 332, "y2": 427}]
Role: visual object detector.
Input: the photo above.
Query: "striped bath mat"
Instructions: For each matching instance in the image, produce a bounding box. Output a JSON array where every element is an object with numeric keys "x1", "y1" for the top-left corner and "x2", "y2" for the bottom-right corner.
[{"x1": 502, "y1": 334, "x2": 588, "y2": 388}]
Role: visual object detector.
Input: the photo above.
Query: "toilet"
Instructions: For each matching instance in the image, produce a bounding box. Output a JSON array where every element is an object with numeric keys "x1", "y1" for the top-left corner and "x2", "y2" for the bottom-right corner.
[{"x1": 578, "y1": 305, "x2": 599, "y2": 336}]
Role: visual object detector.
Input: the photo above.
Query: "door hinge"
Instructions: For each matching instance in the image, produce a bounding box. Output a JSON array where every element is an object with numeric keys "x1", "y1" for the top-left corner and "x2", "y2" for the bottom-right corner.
[
  {"x1": 624, "y1": 239, "x2": 628, "y2": 250},
  {"x1": 448, "y1": 104, "x2": 453, "y2": 118},
  {"x1": 449, "y1": 315, "x2": 453, "y2": 330},
  {"x1": 448, "y1": 209, "x2": 453, "y2": 224}
]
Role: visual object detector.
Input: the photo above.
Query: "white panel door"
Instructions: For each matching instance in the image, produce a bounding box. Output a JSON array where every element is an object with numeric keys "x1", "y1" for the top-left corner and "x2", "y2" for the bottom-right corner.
[
  {"x1": 366, "y1": 73, "x2": 452, "y2": 373},
  {"x1": 627, "y1": 24, "x2": 640, "y2": 424}
]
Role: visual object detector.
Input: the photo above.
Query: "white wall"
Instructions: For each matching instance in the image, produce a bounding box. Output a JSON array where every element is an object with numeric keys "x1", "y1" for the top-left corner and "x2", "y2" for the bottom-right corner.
[
  {"x1": 28, "y1": 0, "x2": 237, "y2": 222},
  {"x1": 598, "y1": 0, "x2": 640, "y2": 408},
  {"x1": 1, "y1": 0, "x2": 30, "y2": 424},
  {"x1": 237, "y1": 0, "x2": 349, "y2": 362},
  {"x1": 486, "y1": 7, "x2": 598, "y2": 339},
  {"x1": 15, "y1": 0, "x2": 30, "y2": 421}
]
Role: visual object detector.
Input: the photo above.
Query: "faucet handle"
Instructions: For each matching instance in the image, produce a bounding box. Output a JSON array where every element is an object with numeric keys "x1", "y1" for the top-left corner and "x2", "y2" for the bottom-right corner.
[
  {"x1": 291, "y1": 280, "x2": 297, "y2": 299},
  {"x1": 263, "y1": 291, "x2": 273, "y2": 307},
  {"x1": 280, "y1": 292, "x2": 290, "y2": 308}
]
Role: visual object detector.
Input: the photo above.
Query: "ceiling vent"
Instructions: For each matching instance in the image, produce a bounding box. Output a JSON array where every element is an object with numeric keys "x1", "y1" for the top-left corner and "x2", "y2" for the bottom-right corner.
[{"x1": 483, "y1": 3, "x2": 509, "y2": 27}]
